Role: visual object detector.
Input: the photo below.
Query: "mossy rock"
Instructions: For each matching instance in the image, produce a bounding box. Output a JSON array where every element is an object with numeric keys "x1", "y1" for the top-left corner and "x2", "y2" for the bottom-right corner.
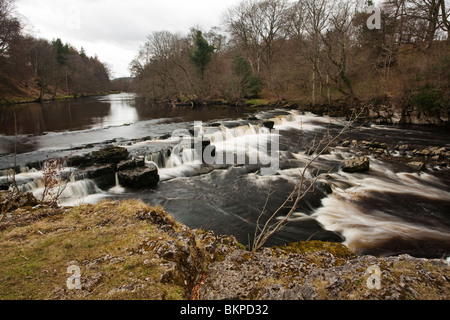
[
  {"x1": 0, "y1": 191, "x2": 40, "y2": 213},
  {"x1": 275, "y1": 241, "x2": 356, "y2": 259}
]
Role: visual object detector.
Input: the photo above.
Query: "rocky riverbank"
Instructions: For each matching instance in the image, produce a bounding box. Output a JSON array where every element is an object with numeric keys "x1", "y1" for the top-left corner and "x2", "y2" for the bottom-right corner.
[
  {"x1": 270, "y1": 99, "x2": 450, "y2": 126},
  {"x1": 337, "y1": 138, "x2": 450, "y2": 176},
  {"x1": 0, "y1": 191, "x2": 448, "y2": 300}
]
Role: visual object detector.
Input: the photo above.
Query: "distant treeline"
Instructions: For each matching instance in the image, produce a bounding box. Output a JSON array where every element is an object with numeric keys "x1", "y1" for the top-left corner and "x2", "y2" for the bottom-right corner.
[
  {"x1": 129, "y1": 0, "x2": 450, "y2": 110},
  {"x1": 0, "y1": 0, "x2": 111, "y2": 102}
]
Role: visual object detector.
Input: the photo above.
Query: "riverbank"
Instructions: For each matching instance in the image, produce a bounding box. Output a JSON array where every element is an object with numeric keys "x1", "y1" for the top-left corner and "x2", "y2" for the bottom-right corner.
[
  {"x1": 266, "y1": 99, "x2": 449, "y2": 127},
  {"x1": 145, "y1": 94, "x2": 450, "y2": 127},
  {"x1": 0, "y1": 91, "x2": 123, "y2": 107},
  {"x1": 2, "y1": 89, "x2": 449, "y2": 127},
  {"x1": 0, "y1": 191, "x2": 448, "y2": 300}
]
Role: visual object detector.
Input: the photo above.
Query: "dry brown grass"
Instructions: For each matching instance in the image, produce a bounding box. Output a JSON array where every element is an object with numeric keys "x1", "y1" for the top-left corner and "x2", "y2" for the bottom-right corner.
[{"x1": 0, "y1": 199, "x2": 185, "y2": 300}]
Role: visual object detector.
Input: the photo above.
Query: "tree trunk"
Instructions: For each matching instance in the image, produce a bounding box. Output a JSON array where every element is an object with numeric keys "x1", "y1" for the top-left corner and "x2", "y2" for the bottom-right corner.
[
  {"x1": 425, "y1": 0, "x2": 441, "y2": 50},
  {"x1": 312, "y1": 67, "x2": 316, "y2": 105},
  {"x1": 439, "y1": 0, "x2": 450, "y2": 42}
]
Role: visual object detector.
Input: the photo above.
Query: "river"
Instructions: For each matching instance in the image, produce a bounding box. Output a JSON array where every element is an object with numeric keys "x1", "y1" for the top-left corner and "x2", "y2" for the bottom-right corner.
[{"x1": 1, "y1": 93, "x2": 449, "y2": 259}]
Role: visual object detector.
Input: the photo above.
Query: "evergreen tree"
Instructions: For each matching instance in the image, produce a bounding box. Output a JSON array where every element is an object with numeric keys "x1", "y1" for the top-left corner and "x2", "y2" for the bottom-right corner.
[
  {"x1": 189, "y1": 30, "x2": 215, "y2": 78},
  {"x1": 231, "y1": 53, "x2": 263, "y2": 99},
  {"x1": 52, "y1": 38, "x2": 69, "y2": 65}
]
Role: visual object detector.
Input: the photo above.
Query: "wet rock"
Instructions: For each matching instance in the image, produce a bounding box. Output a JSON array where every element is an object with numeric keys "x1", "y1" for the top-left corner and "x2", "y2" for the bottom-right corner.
[
  {"x1": 395, "y1": 144, "x2": 410, "y2": 151},
  {"x1": 222, "y1": 121, "x2": 248, "y2": 129},
  {"x1": 263, "y1": 121, "x2": 275, "y2": 130},
  {"x1": 342, "y1": 156, "x2": 370, "y2": 173},
  {"x1": 91, "y1": 146, "x2": 129, "y2": 165},
  {"x1": 367, "y1": 104, "x2": 447, "y2": 126},
  {"x1": 67, "y1": 154, "x2": 94, "y2": 168},
  {"x1": 432, "y1": 147, "x2": 447, "y2": 158},
  {"x1": 68, "y1": 146, "x2": 130, "y2": 168},
  {"x1": 408, "y1": 161, "x2": 426, "y2": 171},
  {"x1": 315, "y1": 179, "x2": 333, "y2": 195},
  {"x1": 361, "y1": 141, "x2": 387, "y2": 150},
  {"x1": 80, "y1": 164, "x2": 116, "y2": 190},
  {"x1": 117, "y1": 158, "x2": 145, "y2": 171},
  {"x1": 118, "y1": 165, "x2": 159, "y2": 189}
]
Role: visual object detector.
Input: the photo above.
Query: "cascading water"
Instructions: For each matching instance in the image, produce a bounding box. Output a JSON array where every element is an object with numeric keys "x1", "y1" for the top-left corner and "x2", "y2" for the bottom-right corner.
[
  {"x1": 109, "y1": 172, "x2": 125, "y2": 195},
  {"x1": 312, "y1": 158, "x2": 450, "y2": 257},
  {"x1": 5, "y1": 167, "x2": 106, "y2": 206},
  {"x1": 144, "y1": 122, "x2": 276, "y2": 181},
  {"x1": 1, "y1": 94, "x2": 449, "y2": 258}
]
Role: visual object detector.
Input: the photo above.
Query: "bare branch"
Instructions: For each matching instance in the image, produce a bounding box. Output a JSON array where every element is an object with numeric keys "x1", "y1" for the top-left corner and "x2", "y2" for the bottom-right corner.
[{"x1": 251, "y1": 109, "x2": 366, "y2": 252}]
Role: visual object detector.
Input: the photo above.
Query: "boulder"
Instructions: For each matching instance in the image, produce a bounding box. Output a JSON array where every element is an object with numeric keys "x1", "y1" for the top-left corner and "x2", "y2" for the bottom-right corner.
[
  {"x1": 262, "y1": 121, "x2": 275, "y2": 130},
  {"x1": 91, "y1": 146, "x2": 129, "y2": 165},
  {"x1": 222, "y1": 121, "x2": 247, "y2": 129},
  {"x1": 118, "y1": 165, "x2": 160, "y2": 189},
  {"x1": 67, "y1": 155, "x2": 94, "y2": 168},
  {"x1": 87, "y1": 164, "x2": 117, "y2": 189},
  {"x1": 431, "y1": 147, "x2": 447, "y2": 158},
  {"x1": 117, "y1": 158, "x2": 145, "y2": 171},
  {"x1": 342, "y1": 156, "x2": 370, "y2": 173}
]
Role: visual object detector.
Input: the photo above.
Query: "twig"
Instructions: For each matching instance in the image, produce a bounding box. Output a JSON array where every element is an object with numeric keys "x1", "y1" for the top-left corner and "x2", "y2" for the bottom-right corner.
[{"x1": 251, "y1": 108, "x2": 365, "y2": 252}]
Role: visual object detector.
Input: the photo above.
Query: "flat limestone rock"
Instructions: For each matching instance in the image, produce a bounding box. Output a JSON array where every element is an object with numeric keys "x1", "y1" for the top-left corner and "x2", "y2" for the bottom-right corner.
[{"x1": 342, "y1": 156, "x2": 370, "y2": 173}]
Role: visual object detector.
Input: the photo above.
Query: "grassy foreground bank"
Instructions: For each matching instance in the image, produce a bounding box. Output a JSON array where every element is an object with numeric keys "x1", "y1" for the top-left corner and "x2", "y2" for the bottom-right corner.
[{"x1": 0, "y1": 191, "x2": 449, "y2": 300}]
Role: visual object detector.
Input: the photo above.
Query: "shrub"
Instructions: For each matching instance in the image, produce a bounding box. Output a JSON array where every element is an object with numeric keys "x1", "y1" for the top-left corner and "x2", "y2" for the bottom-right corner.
[{"x1": 411, "y1": 84, "x2": 443, "y2": 111}]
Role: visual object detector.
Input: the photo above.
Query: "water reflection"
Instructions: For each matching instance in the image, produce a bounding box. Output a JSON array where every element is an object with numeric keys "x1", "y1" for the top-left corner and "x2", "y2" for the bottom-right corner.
[
  {"x1": 0, "y1": 93, "x2": 248, "y2": 156},
  {"x1": 0, "y1": 93, "x2": 246, "y2": 137},
  {"x1": 0, "y1": 96, "x2": 113, "y2": 135},
  {"x1": 103, "y1": 97, "x2": 139, "y2": 127}
]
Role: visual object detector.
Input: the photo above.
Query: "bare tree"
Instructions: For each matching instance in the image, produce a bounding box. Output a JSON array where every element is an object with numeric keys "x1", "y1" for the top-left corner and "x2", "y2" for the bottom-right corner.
[
  {"x1": 223, "y1": 0, "x2": 291, "y2": 89},
  {"x1": 28, "y1": 39, "x2": 59, "y2": 101},
  {"x1": 256, "y1": 0, "x2": 291, "y2": 89},
  {"x1": 439, "y1": 0, "x2": 450, "y2": 41},
  {"x1": 390, "y1": 0, "x2": 450, "y2": 48},
  {"x1": 223, "y1": 0, "x2": 265, "y2": 75},
  {"x1": 130, "y1": 31, "x2": 194, "y2": 99},
  {"x1": 0, "y1": 0, "x2": 20, "y2": 57},
  {"x1": 320, "y1": 0, "x2": 362, "y2": 98},
  {"x1": 421, "y1": 0, "x2": 443, "y2": 49},
  {"x1": 303, "y1": 0, "x2": 335, "y2": 104}
]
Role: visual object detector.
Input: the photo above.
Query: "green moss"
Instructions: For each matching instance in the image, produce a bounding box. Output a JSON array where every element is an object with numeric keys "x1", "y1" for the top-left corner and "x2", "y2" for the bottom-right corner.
[
  {"x1": 275, "y1": 241, "x2": 356, "y2": 259},
  {"x1": 245, "y1": 99, "x2": 272, "y2": 107}
]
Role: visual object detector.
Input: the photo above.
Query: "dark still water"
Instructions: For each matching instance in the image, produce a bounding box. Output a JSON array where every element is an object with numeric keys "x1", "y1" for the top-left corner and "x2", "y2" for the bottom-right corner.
[
  {"x1": 0, "y1": 93, "x2": 246, "y2": 154},
  {"x1": 1, "y1": 93, "x2": 449, "y2": 259}
]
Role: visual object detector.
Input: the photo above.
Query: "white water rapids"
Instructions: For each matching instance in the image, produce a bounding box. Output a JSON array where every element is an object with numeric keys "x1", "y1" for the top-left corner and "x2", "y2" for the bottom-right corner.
[{"x1": 1, "y1": 107, "x2": 449, "y2": 258}]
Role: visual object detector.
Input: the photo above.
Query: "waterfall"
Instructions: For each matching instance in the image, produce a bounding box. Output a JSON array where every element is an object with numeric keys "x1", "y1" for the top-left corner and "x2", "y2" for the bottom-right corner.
[
  {"x1": 0, "y1": 168, "x2": 15, "y2": 177},
  {"x1": 109, "y1": 172, "x2": 125, "y2": 194},
  {"x1": 272, "y1": 111, "x2": 328, "y2": 132},
  {"x1": 2, "y1": 166, "x2": 106, "y2": 206},
  {"x1": 70, "y1": 171, "x2": 91, "y2": 182},
  {"x1": 142, "y1": 121, "x2": 279, "y2": 181},
  {"x1": 19, "y1": 179, "x2": 45, "y2": 193},
  {"x1": 145, "y1": 148, "x2": 172, "y2": 168}
]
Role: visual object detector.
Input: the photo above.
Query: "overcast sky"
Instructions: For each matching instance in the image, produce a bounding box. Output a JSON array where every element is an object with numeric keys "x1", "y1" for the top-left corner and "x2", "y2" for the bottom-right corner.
[{"x1": 15, "y1": 0, "x2": 242, "y2": 78}]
